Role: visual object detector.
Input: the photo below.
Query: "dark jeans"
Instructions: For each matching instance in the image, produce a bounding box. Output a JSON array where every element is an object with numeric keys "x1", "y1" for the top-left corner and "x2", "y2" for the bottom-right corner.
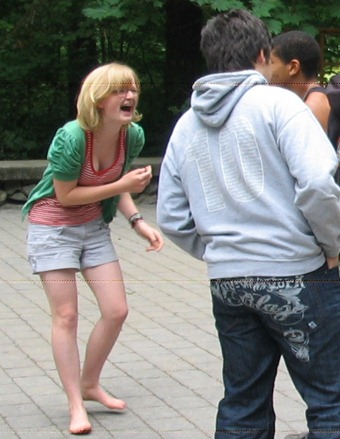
[{"x1": 210, "y1": 264, "x2": 340, "y2": 439}]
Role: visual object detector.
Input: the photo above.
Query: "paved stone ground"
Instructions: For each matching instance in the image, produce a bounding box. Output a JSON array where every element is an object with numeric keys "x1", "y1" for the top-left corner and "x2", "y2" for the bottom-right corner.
[{"x1": 0, "y1": 201, "x2": 308, "y2": 438}]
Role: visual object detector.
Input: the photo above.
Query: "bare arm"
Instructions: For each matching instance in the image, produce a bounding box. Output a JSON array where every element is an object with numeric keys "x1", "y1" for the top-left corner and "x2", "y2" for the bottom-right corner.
[
  {"x1": 305, "y1": 92, "x2": 331, "y2": 132},
  {"x1": 118, "y1": 176, "x2": 164, "y2": 252},
  {"x1": 53, "y1": 166, "x2": 152, "y2": 206},
  {"x1": 117, "y1": 191, "x2": 142, "y2": 219}
]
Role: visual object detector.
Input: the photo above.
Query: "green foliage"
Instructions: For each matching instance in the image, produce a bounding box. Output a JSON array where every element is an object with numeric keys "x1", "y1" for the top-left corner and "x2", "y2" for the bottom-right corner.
[
  {"x1": 83, "y1": 0, "x2": 168, "y2": 155},
  {"x1": 0, "y1": 0, "x2": 95, "y2": 159},
  {"x1": 194, "y1": 0, "x2": 339, "y2": 34},
  {"x1": 196, "y1": 0, "x2": 245, "y2": 10},
  {"x1": 0, "y1": 0, "x2": 339, "y2": 160},
  {"x1": 84, "y1": 0, "x2": 164, "y2": 30}
]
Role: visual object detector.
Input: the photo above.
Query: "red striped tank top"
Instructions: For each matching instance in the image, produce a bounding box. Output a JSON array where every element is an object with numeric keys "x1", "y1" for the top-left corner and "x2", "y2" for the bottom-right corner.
[{"x1": 29, "y1": 130, "x2": 126, "y2": 226}]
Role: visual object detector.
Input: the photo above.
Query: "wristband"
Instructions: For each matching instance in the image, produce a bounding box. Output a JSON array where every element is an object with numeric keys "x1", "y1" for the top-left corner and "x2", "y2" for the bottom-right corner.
[{"x1": 129, "y1": 213, "x2": 144, "y2": 228}]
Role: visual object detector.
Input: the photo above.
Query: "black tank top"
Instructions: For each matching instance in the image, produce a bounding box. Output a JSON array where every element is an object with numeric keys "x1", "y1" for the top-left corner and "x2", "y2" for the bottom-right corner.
[{"x1": 303, "y1": 85, "x2": 327, "y2": 102}]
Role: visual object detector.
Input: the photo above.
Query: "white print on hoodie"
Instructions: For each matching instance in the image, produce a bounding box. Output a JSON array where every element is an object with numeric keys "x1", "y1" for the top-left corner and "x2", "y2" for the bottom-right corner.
[{"x1": 157, "y1": 70, "x2": 340, "y2": 279}]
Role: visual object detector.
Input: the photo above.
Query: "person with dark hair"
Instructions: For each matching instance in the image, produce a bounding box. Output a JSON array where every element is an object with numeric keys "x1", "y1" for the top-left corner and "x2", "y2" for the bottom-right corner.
[
  {"x1": 327, "y1": 73, "x2": 340, "y2": 150},
  {"x1": 270, "y1": 30, "x2": 331, "y2": 132},
  {"x1": 157, "y1": 9, "x2": 340, "y2": 439}
]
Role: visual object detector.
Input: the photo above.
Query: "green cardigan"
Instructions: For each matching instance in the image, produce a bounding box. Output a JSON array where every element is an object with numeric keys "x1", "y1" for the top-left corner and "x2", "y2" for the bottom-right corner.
[{"x1": 22, "y1": 120, "x2": 145, "y2": 223}]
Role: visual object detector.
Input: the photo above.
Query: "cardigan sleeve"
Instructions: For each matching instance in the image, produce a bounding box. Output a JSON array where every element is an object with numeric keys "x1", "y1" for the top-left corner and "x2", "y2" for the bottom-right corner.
[
  {"x1": 47, "y1": 126, "x2": 85, "y2": 181},
  {"x1": 124, "y1": 123, "x2": 145, "y2": 171}
]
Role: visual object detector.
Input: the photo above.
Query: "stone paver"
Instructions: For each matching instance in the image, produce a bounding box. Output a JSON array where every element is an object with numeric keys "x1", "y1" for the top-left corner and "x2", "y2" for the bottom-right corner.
[{"x1": 0, "y1": 202, "x2": 307, "y2": 438}]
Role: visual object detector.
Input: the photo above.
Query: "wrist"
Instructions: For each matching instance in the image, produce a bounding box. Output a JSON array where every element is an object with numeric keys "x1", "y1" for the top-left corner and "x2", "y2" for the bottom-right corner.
[{"x1": 128, "y1": 212, "x2": 144, "y2": 228}]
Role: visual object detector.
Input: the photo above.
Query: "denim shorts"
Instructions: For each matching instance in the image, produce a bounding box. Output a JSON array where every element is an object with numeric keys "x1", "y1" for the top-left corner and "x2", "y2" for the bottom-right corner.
[{"x1": 27, "y1": 218, "x2": 118, "y2": 274}]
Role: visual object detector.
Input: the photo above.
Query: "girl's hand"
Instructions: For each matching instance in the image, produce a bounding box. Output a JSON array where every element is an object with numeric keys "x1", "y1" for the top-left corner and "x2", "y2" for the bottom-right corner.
[
  {"x1": 119, "y1": 166, "x2": 152, "y2": 194},
  {"x1": 134, "y1": 220, "x2": 164, "y2": 252}
]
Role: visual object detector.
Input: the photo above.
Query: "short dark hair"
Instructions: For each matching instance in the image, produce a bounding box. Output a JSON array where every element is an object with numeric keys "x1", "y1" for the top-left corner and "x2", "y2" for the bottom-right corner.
[
  {"x1": 200, "y1": 9, "x2": 272, "y2": 73},
  {"x1": 272, "y1": 31, "x2": 321, "y2": 79}
]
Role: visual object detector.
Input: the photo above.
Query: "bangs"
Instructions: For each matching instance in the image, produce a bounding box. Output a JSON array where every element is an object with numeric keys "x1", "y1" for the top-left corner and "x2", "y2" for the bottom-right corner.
[
  {"x1": 84, "y1": 63, "x2": 141, "y2": 103},
  {"x1": 104, "y1": 67, "x2": 140, "y2": 96}
]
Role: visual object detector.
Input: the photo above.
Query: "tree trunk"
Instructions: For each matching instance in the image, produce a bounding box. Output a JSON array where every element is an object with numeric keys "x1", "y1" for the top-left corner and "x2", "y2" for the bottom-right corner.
[{"x1": 164, "y1": 0, "x2": 204, "y2": 111}]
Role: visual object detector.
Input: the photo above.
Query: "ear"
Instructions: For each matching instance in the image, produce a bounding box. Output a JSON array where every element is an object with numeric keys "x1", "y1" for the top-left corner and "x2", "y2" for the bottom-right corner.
[
  {"x1": 256, "y1": 49, "x2": 267, "y2": 65},
  {"x1": 254, "y1": 50, "x2": 271, "y2": 81},
  {"x1": 288, "y1": 59, "x2": 300, "y2": 77}
]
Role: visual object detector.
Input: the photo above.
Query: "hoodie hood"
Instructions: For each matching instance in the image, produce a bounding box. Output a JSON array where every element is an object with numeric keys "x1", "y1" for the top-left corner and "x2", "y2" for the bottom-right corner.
[{"x1": 191, "y1": 70, "x2": 268, "y2": 128}]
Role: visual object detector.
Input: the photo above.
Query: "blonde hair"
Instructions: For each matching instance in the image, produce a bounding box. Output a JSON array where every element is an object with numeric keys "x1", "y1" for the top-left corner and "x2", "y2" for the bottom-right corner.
[{"x1": 76, "y1": 62, "x2": 142, "y2": 131}]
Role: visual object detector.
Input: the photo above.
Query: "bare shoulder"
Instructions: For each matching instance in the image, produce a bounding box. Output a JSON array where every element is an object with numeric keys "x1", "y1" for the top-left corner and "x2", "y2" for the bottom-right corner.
[
  {"x1": 305, "y1": 90, "x2": 330, "y2": 111},
  {"x1": 305, "y1": 92, "x2": 331, "y2": 132}
]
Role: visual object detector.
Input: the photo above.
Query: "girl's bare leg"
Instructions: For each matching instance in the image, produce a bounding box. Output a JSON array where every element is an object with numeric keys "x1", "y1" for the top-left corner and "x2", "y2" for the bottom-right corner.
[
  {"x1": 41, "y1": 269, "x2": 92, "y2": 435},
  {"x1": 81, "y1": 261, "x2": 128, "y2": 409}
]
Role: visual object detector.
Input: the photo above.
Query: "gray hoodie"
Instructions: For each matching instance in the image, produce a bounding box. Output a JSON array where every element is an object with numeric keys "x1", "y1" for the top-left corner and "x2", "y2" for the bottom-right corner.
[{"x1": 157, "y1": 71, "x2": 340, "y2": 278}]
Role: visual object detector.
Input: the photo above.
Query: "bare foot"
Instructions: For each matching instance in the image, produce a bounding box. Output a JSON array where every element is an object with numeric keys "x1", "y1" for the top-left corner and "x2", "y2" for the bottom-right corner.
[
  {"x1": 69, "y1": 405, "x2": 92, "y2": 435},
  {"x1": 82, "y1": 385, "x2": 127, "y2": 411}
]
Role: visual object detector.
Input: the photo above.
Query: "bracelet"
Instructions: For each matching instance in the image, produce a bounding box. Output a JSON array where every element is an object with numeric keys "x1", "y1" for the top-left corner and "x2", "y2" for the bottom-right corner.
[{"x1": 129, "y1": 213, "x2": 144, "y2": 228}]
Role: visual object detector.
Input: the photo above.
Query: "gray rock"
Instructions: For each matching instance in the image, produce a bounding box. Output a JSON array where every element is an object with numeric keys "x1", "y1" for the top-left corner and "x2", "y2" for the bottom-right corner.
[{"x1": 0, "y1": 190, "x2": 7, "y2": 206}]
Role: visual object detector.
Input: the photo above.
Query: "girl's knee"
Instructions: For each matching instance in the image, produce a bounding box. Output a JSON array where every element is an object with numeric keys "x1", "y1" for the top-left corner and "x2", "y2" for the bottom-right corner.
[
  {"x1": 115, "y1": 305, "x2": 129, "y2": 324},
  {"x1": 123, "y1": 306, "x2": 129, "y2": 321},
  {"x1": 104, "y1": 305, "x2": 128, "y2": 325},
  {"x1": 53, "y1": 310, "x2": 78, "y2": 331}
]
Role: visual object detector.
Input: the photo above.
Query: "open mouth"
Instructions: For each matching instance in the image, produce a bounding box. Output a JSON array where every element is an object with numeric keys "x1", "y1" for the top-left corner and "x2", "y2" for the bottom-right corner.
[{"x1": 121, "y1": 104, "x2": 133, "y2": 113}]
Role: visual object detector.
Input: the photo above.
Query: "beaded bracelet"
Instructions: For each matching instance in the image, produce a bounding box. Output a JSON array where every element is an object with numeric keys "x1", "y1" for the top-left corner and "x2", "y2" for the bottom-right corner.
[{"x1": 129, "y1": 213, "x2": 144, "y2": 228}]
